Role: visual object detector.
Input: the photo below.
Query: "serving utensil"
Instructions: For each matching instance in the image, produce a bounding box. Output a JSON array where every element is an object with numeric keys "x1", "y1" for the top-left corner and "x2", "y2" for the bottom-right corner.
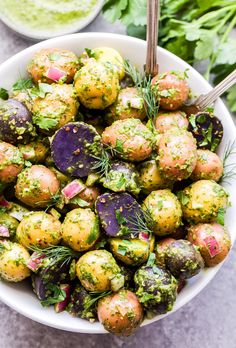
[{"x1": 145, "y1": 0, "x2": 159, "y2": 77}]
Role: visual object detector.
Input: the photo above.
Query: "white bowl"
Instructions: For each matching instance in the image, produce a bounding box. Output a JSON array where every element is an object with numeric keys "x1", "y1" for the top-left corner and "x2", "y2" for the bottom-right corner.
[
  {"x1": 0, "y1": 1, "x2": 104, "y2": 40},
  {"x1": 0, "y1": 33, "x2": 235, "y2": 334}
]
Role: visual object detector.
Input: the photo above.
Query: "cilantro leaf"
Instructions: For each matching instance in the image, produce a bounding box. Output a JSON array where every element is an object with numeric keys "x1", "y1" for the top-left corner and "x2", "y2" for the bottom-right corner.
[
  {"x1": 103, "y1": 0, "x2": 128, "y2": 22},
  {"x1": 117, "y1": 244, "x2": 128, "y2": 256},
  {"x1": 216, "y1": 207, "x2": 226, "y2": 226},
  {"x1": 177, "y1": 191, "x2": 189, "y2": 206},
  {"x1": 0, "y1": 88, "x2": 9, "y2": 100},
  {"x1": 216, "y1": 39, "x2": 236, "y2": 65},
  {"x1": 30, "y1": 83, "x2": 53, "y2": 98},
  {"x1": 147, "y1": 252, "x2": 156, "y2": 266},
  {"x1": 12, "y1": 78, "x2": 34, "y2": 92},
  {"x1": 41, "y1": 284, "x2": 66, "y2": 307},
  {"x1": 32, "y1": 115, "x2": 58, "y2": 131}
]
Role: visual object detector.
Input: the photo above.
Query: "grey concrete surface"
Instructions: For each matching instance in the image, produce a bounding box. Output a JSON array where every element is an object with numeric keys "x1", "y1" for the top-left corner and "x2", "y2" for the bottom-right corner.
[{"x1": 0, "y1": 13, "x2": 236, "y2": 348}]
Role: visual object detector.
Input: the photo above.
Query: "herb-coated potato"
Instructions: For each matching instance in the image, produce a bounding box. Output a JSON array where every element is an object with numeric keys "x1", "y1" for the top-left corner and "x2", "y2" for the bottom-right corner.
[
  {"x1": 165, "y1": 239, "x2": 204, "y2": 279},
  {"x1": 62, "y1": 208, "x2": 100, "y2": 252},
  {"x1": 16, "y1": 211, "x2": 61, "y2": 249},
  {"x1": 190, "y1": 150, "x2": 223, "y2": 182},
  {"x1": 0, "y1": 141, "x2": 24, "y2": 184},
  {"x1": 75, "y1": 59, "x2": 120, "y2": 109},
  {"x1": 27, "y1": 48, "x2": 78, "y2": 83},
  {"x1": 98, "y1": 290, "x2": 143, "y2": 336},
  {"x1": 102, "y1": 118, "x2": 154, "y2": 162},
  {"x1": 76, "y1": 250, "x2": 123, "y2": 292},
  {"x1": 187, "y1": 223, "x2": 231, "y2": 267},
  {"x1": 0, "y1": 213, "x2": 19, "y2": 239},
  {"x1": 13, "y1": 90, "x2": 34, "y2": 112},
  {"x1": 0, "y1": 241, "x2": 30, "y2": 282},
  {"x1": 106, "y1": 87, "x2": 146, "y2": 124},
  {"x1": 138, "y1": 160, "x2": 174, "y2": 193},
  {"x1": 152, "y1": 71, "x2": 189, "y2": 110},
  {"x1": 69, "y1": 186, "x2": 101, "y2": 209},
  {"x1": 15, "y1": 165, "x2": 60, "y2": 208},
  {"x1": 143, "y1": 189, "x2": 182, "y2": 236},
  {"x1": 109, "y1": 235, "x2": 155, "y2": 266},
  {"x1": 32, "y1": 84, "x2": 78, "y2": 134},
  {"x1": 155, "y1": 111, "x2": 188, "y2": 133},
  {"x1": 155, "y1": 238, "x2": 176, "y2": 267},
  {"x1": 134, "y1": 265, "x2": 178, "y2": 317},
  {"x1": 157, "y1": 128, "x2": 197, "y2": 181},
  {"x1": 180, "y1": 180, "x2": 228, "y2": 224},
  {"x1": 18, "y1": 139, "x2": 49, "y2": 163}
]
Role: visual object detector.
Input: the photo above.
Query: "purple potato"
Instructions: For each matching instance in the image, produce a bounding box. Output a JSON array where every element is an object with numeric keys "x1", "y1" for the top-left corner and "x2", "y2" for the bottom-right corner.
[
  {"x1": 188, "y1": 112, "x2": 223, "y2": 151},
  {"x1": 96, "y1": 192, "x2": 144, "y2": 238},
  {"x1": 0, "y1": 99, "x2": 35, "y2": 144},
  {"x1": 120, "y1": 74, "x2": 135, "y2": 89},
  {"x1": 51, "y1": 122, "x2": 103, "y2": 177}
]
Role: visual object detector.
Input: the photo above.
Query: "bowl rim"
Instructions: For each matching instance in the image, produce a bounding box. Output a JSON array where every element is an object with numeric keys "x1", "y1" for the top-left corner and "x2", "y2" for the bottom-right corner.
[
  {"x1": 0, "y1": 0, "x2": 104, "y2": 40},
  {"x1": 0, "y1": 32, "x2": 235, "y2": 334}
]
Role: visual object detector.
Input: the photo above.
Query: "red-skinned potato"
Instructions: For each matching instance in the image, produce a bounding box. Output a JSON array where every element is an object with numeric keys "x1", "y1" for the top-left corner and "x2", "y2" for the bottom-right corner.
[
  {"x1": 152, "y1": 71, "x2": 189, "y2": 110},
  {"x1": 155, "y1": 111, "x2": 188, "y2": 133},
  {"x1": 15, "y1": 165, "x2": 60, "y2": 207},
  {"x1": 98, "y1": 290, "x2": 143, "y2": 336},
  {"x1": 0, "y1": 142, "x2": 24, "y2": 184},
  {"x1": 155, "y1": 238, "x2": 176, "y2": 267},
  {"x1": 190, "y1": 150, "x2": 223, "y2": 182},
  {"x1": 157, "y1": 128, "x2": 197, "y2": 181},
  {"x1": 70, "y1": 186, "x2": 101, "y2": 209},
  {"x1": 187, "y1": 223, "x2": 231, "y2": 267}
]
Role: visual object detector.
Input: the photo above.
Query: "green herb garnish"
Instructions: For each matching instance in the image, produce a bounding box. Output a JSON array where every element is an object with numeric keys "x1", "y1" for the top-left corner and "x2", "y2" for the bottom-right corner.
[
  {"x1": 0, "y1": 88, "x2": 9, "y2": 100},
  {"x1": 41, "y1": 284, "x2": 66, "y2": 307}
]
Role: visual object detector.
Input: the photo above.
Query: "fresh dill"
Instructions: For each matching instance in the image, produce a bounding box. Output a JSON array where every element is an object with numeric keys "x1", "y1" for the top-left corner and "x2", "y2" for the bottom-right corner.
[
  {"x1": 220, "y1": 139, "x2": 236, "y2": 184},
  {"x1": 84, "y1": 290, "x2": 112, "y2": 310},
  {"x1": 124, "y1": 205, "x2": 155, "y2": 237}
]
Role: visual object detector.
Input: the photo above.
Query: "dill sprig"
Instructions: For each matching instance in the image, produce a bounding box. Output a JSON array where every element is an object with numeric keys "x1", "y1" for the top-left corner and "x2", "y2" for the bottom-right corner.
[
  {"x1": 91, "y1": 147, "x2": 111, "y2": 177},
  {"x1": 30, "y1": 245, "x2": 80, "y2": 268},
  {"x1": 84, "y1": 290, "x2": 112, "y2": 310},
  {"x1": 125, "y1": 205, "x2": 155, "y2": 237},
  {"x1": 221, "y1": 139, "x2": 236, "y2": 184}
]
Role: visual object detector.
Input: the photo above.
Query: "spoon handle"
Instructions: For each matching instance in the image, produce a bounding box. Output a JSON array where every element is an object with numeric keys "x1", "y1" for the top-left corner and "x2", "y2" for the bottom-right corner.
[
  {"x1": 145, "y1": 0, "x2": 159, "y2": 77},
  {"x1": 196, "y1": 69, "x2": 236, "y2": 110}
]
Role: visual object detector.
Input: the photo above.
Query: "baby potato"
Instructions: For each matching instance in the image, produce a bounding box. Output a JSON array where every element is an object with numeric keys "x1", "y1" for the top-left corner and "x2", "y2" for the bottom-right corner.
[
  {"x1": 0, "y1": 141, "x2": 24, "y2": 184},
  {"x1": 190, "y1": 150, "x2": 223, "y2": 182},
  {"x1": 157, "y1": 128, "x2": 197, "y2": 181},
  {"x1": 138, "y1": 160, "x2": 174, "y2": 194},
  {"x1": 32, "y1": 84, "x2": 78, "y2": 134},
  {"x1": 62, "y1": 208, "x2": 100, "y2": 252},
  {"x1": 142, "y1": 189, "x2": 182, "y2": 236},
  {"x1": 13, "y1": 90, "x2": 34, "y2": 112},
  {"x1": 76, "y1": 250, "x2": 123, "y2": 292},
  {"x1": 109, "y1": 235, "x2": 155, "y2": 266},
  {"x1": 187, "y1": 223, "x2": 231, "y2": 267},
  {"x1": 98, "y1": 290, "x2": 143, "y2": 336},
  {"x1": 15, "y1": 165, "x2": 60, "y2": 208},
  {"x1": 106, "y1": 87, "x2": 146, "y2": 124},
  {"x1": 18, "y1": 139, "x2": 49, "y2": 163},
  {"x1": 70, "y1": 186, "x2": 101, "y2": 209},
  {"x1": 0, "y1": 213, "x2": 19, "y2": 239},
  {"x1": 102, "y1": 118, "x2": 154, "y2": 162},
  {"x1": 155, "y1": 111, "x2": 188, "y2": 133},
  {"x1": 92, "y1": 47, "x2": 125, "y2": 80},
  {"x1": 152, "y1": 71, "x2": 189, "y2": 110},
  {"x1": 75, "y1": 59, "x2": 120, "y2": 109},
  {"x1": 180, "y1": 180, "x2": 228, "y2": 224},
  {"x1": 16, "y1": 211, "x2": 61, "y2": 249},
  {"x1": 27, "y1": 48, "x2": 78, "y2": 83},
  {"x1": 0, "y1": 241, "x2": 30, "y2": 282},
  {"x1": 155, "y1": 238, "x2": 176, "y2": 267}
]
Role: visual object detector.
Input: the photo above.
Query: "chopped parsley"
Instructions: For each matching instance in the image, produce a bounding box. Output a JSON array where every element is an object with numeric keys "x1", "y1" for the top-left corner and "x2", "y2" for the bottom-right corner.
[{"x1": 0, "y1": 88, "x2": 9, "y2": 100}]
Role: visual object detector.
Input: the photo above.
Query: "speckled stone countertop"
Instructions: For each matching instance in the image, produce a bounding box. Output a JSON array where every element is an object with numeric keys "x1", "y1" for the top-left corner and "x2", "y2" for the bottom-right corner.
[{"x1": 0, "y1": 14, "x2": 236, "y2": 348}]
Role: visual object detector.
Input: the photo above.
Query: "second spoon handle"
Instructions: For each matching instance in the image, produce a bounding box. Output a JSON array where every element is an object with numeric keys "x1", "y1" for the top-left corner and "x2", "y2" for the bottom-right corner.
[
  {"x1": 196, "y1": 68, "x2": 236, "y2": 110},
  {"x1": 145, "y1": 0, "x2": 159, "y2": 77}
]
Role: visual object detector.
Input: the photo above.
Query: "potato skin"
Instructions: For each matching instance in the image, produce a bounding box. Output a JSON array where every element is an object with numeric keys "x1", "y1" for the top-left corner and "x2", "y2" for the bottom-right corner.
[
  {"x1": 0, "y1": 141, "x2": 24, "y2": 183},
  {"x1": 70, "y1": 186, "x2": 101, "y2": 209},
  {"x1": 155, "y1": 111, "x2": 188, "y2": 133},
  {"x1": 180, "y1": 180, "x2": 228, "y2": 224},
  {"x1": 155, "y1": 238, "x2": 176, "y2": 267},
  {"x1": 19, "y1": 139, "x2": 49, "y2": 163},
  {"x1": 27, "y1": 48, "x2": 78, "y2": 83},
  {"x1": 157, "y1": 128, "x2": 197, "y2": 181},
  {"x1": 32, "y1": 84, "x2": 78, "y2": 134},
  {"x1": 75, "y1": 59, "x2": 120, "y2": 109},
  {"x1": 187, "y1": 223, "x2": 231, "y2": 267},
  {"x1": 62, "y1": 208, "x2": 100, "y2": 252},
  {"x1": 16, "y1": 211, "x2": 61, "y2": 249},
  {"x1": 142, "y1": 189, "x2": 182, "y2": 236},
  {"x1": 98, "y1": 290, "x2": 143, "y2": 336},
  {"x1": 190, "y1": 150, "x2": 223, "y2": 182},
  {"x1": 106, "y1": 87, "x2": 146, "y2": 124},
  {"x1": 138, "y1": 160, "x2": 173, "y2": 193},
  {"x1": 152, "y1": 71, "x2": 189, "y2": 110},
  {"x1": 76, "y1": 250, "x2": 122, "y2": 292},
  {"x1": 102, "y1": 118, "x2": 154, "y2": 162},
  {"x1": 0, "y1": 213, "x2": 19, "y2": 239},
  {"x1": 0, "y1": 241, "x2": 30, "y2": 282},
  {"x1": 92, "y1": 47, "x2": 125, "y2": 80},
  {"x1": 15, "y1": 165, "x2": 60, "y2": 208}
]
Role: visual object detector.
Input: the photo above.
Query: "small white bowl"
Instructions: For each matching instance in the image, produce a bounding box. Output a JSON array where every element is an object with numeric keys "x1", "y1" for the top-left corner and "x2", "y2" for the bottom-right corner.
[
  {"x1": 0, "y1": 33, "x2": 235, "y2": 334},
  {"x1": 0, "y1": 1, "x2": 104, "y2": 40}
]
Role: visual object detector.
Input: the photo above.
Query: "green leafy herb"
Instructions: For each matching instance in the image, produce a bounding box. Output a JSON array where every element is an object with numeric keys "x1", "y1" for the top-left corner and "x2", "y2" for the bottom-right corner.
[
  {"x1": 116, "y1": 173, "x2": 126, "y2": 189},
  {"x1": 177, "y1": 191, "x2": 189, "y2": 206},
  {"x1": 48, "y1": 52, "x2": 61, "y2": 61},
  {"x1": 85, "y1": 48, "x2": 96, "y2": 58},
  {"x1": 12, "y1": 78, "x2": 34, "y2": 92},
  {"x1": 220, "y1": 139, "x2": 236, "y2": 184},
  {"x1": 115, "y1": 139, "x2": 124, "y2": 153},
  {"x1": 70, "y1": 197, "x2": 90, "y2": 207},
  {"x1": 216, "y1": 207, "x2": 226, "y2": 226},
  {"x1": 115, "y1": 209, "x2": 127, "y2": 225},
  {"x1": 117, "y1": 244, "x2": 128, "y2": 256},
  {"x1": 84, "y1": 290, "x2": 112, "y2": 310},
  {"x1": 33, "y1": 115, "x2": 58, "y2": 131},
  {"x1": 189, "y1": 114, "x2": 196, "y2": 129},
  {"x1": 0, "y1": 88, "x2": 9, "y2": 100},
  {"x1": 30, "y1": 83, "x2": 53, "y2": 98},
  {"x1": 147, "y1": 252, "x2": 156, "y2": 266},
  {"x1": 41, "y1": 284, "x2": 66, "y2": 307}
]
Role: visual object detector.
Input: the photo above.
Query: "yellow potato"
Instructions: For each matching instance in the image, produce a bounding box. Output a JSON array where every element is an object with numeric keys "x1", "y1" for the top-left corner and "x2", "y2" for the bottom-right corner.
[
  {"x1": 92, "y1": 47, "x2": 125, "y2": 80},
  {"x1": 16, "y1": 211, "x2": 61, "y2": 249},
  {"x1": 62, "y1": 208, "x2": 100, "y2": 252},
  {"x1": 0, "y1": 241, "x2": 30, "y2": 282}
]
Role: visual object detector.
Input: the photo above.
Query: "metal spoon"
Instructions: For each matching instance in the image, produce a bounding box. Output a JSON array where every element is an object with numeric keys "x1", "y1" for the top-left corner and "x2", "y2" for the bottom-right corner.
[
  {"x1": 182, "y1": 69, "x2": 236, "y2": 115},
  {"x1": 144, "y1": 0, "x2": 159, "y2": 77}
]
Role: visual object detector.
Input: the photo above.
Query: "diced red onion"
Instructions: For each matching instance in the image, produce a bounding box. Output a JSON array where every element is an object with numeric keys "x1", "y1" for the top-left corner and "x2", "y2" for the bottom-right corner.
[
  {"x1": 0, "y1": 196, "x2": 11, "y2": 209},
  {"x1": 62, "y1": 180, "x2": 85, "y2": 202},
  {"x1": 27, "y1": 252, "x2": 46, "y2": 272},
  {"x1": 0, "y1": 225, "x2": 10, "y2": 237},
  {"x1": 177, "y1": 279, "x2": 186, "y2": 293},
  {"x1": 54, "y1": 284, "x2": 71, "y2": 313},
  {"x1": 46, "y1": 67, "x2": 67, "y2": 82},
  {"x1": 204, "y1": 236, "x2": 221, "y2": 258},
  {"x1": 139, "y1": 232, "x2": 150, "y2": 241}
]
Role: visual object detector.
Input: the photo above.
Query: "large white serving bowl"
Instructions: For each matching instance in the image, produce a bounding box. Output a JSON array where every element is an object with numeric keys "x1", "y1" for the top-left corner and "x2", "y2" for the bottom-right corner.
[{"x1": 0, "y1": 33, "x2": 235, "y2": 334}]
